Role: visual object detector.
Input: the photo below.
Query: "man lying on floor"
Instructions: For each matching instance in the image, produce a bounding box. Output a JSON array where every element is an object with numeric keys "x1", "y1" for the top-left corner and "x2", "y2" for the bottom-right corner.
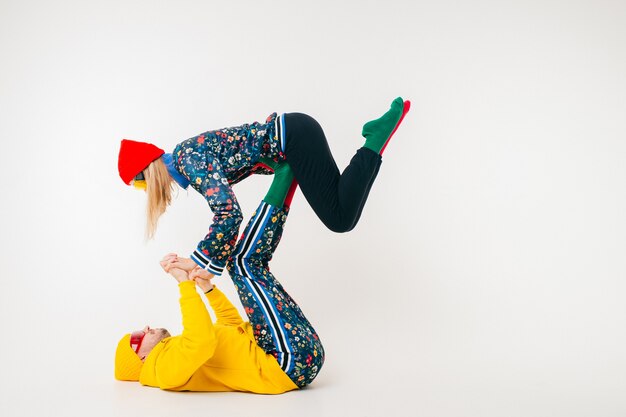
[{"x1": 114, "y1": 170, "x2": 324, "y2": 393}]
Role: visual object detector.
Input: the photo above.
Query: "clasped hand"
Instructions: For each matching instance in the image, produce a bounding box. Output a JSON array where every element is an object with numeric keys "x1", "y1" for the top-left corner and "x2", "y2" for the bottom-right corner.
[{"x1": 159, "y1": 253, "x2": 214, "y2": 293}]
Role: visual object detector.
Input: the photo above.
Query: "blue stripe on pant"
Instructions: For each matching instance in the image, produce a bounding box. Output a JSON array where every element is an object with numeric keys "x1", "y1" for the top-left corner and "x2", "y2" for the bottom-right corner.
[{"x1": 227, "y1": 201, "x2": 325, "y2": 387}]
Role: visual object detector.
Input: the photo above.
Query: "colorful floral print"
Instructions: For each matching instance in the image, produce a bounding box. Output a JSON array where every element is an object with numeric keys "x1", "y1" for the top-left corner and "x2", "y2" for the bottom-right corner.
[
  {"x1": 227, "y1": 201, "x2": 324, "y2": 388},
  {"x1": 173, "y1": 114, "x2": 285, "y2": 273}
]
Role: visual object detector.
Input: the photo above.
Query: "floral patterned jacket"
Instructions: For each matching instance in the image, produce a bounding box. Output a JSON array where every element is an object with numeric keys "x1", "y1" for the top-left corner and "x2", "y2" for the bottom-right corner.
[{"x1": 171, "y1": 113, "x2": 286, "y2": 275}]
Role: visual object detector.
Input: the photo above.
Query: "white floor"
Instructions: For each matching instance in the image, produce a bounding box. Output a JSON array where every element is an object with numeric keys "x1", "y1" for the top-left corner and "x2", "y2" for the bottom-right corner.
[{"x1": 4, "y1": 348, "x2": 625, "y2": 417}]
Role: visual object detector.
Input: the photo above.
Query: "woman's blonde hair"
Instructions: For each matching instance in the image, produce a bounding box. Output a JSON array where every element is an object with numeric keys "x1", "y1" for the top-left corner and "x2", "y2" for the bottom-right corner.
[{"x1": 144, "y1": 157, "x2": 175, "y2": 239}]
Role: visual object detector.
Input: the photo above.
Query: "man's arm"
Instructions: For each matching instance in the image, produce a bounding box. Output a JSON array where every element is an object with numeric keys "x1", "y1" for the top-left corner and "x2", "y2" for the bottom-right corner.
[
  {"x1": 207, "y1": 288, "x2": 245, "y2": 326},
  {"x1": 190, "y1": 268, "x2": 244, "y2": 327},
  {"x1": 154, "y1": 257, "x2": 218, "y2": 389}
]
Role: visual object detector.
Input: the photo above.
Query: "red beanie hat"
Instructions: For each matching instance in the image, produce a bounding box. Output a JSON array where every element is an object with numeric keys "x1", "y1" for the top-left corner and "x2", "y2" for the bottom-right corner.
[{"x1": 118, "y1": 139, "x2": 165, "y2": 185}]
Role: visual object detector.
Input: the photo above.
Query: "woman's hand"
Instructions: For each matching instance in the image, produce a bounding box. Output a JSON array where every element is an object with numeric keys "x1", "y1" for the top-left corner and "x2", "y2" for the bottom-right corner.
[
  {"x1": 168, "y1": 256, "x2": 199, "y2": 272},
  {"x1": 159, "y1": 253, "x2": 178, "y2": 272},
  {"x1": 160, "y1": 253, "x2": 189, "y2": 283},
  {"x1": 190, "y1": 266, "x2": 214, "y2": 293}
]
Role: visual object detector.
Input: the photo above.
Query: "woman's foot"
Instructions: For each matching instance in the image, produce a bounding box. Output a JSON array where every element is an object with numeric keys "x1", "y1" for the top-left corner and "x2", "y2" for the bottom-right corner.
[{"x1": 362, "y1": 97, "x2": 410, "y2": 154}]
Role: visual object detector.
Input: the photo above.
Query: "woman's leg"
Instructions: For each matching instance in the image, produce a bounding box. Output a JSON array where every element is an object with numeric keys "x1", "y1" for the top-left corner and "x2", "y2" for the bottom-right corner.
[
  {"x1": 227, "y1": 200, "x2": 324, "y2": 388},
  {"x1": 281, "y1": 97, "x2": 410, "y2": 232}
]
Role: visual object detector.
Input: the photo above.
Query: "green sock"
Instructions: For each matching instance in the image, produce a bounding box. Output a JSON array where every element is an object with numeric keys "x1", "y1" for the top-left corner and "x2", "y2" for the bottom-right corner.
[
  {"x1": 263, "y1": 161, "x2": 295, "y2": 207},
  {"x1": 259, "y1": 157, "x2": 277, "y2": 170},
  {"x1": 362, "y1": 97, "x2": 404, "y2": 154}
]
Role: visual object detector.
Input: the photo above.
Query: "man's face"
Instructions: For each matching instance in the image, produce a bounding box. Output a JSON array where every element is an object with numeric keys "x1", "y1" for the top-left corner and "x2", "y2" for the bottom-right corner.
[{"x1": 134, "y1": 326, "x2": 171, "y2": 360}]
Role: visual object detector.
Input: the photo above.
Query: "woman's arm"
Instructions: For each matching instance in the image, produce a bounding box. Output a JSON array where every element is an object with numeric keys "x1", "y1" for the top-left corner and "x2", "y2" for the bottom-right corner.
[{"x1": 179, "y1": 154, "x2": 243, "y2": 276}]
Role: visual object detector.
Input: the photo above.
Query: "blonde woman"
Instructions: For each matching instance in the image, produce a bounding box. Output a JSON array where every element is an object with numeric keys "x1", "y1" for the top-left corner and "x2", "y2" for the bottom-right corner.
[{"x1": 117, "y1": 97, "x2": 410, "y2": 279}]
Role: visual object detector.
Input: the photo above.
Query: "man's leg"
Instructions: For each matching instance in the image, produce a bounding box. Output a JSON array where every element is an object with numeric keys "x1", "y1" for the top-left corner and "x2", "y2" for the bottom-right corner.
[{"x1": 227, "y1": 200, "x2": 324, "y2": 387}]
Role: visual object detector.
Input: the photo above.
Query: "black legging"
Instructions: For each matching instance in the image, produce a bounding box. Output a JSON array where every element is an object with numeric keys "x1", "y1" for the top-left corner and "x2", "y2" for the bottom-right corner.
[{"x1": 283, "y1": 113, "x2": 382, "y2": 233}]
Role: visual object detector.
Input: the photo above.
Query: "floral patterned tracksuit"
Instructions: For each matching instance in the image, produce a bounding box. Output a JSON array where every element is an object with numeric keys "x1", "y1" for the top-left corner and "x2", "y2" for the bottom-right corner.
[
  {"x1": 171, "y1": 113, "x2": 285, "y2": 275},
  {"x1": 228, "y1": 200, "x2": 324, "y2": 387}
]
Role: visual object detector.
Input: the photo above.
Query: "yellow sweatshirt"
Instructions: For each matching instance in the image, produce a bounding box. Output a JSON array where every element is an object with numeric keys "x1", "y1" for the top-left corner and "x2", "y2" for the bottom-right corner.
[{"x1": 139, "y1": 281, "x2": 298, "y2": 394}]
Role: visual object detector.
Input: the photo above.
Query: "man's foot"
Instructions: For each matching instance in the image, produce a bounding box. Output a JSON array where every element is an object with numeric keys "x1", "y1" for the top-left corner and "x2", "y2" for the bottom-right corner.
[{"x1": 362, "y1": 97, "x2": 410, "y2": 155}]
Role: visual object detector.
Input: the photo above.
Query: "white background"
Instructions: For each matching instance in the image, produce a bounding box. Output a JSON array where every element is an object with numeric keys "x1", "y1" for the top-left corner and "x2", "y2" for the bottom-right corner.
[{"x1": 1, "y1": 0, "x2": 626, "y2": 416}]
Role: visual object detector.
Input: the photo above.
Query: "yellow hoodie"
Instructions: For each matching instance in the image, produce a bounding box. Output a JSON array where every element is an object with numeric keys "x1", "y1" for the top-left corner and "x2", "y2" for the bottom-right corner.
[{"x1": 139, "y1": 281, "x2": 298, "y2": 394}]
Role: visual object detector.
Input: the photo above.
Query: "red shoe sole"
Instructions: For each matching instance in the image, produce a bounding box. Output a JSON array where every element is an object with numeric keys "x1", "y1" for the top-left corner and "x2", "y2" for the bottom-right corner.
[{"x1": 380, "y1": 100, "x2": 411, "y2": 155}]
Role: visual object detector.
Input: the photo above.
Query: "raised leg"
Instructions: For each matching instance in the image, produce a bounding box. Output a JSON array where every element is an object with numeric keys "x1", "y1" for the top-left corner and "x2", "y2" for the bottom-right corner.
[
  {"x1": 282, "y1": 113, "x2": 382, "y2": 232},
  {"x1": 280, "y1": 98, "x2": 409, "y2": 233}
]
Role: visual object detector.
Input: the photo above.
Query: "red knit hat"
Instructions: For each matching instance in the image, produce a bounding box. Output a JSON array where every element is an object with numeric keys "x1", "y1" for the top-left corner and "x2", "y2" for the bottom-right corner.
[{"x1": 118, "y1": 139, "x2": 165, "y2": 185}]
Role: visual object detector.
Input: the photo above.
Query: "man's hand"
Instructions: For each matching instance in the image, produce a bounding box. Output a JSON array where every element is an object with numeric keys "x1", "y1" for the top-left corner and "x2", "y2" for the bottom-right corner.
[
  {"x1": 190, "y1": 266, "x2": 214, "y2": 293},
  {"x1": 168, "y1": 267, "x2": 189, "y2": 283}
]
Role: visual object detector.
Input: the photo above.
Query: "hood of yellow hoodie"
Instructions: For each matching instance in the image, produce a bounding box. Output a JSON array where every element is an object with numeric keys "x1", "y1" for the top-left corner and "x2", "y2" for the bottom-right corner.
[{"x1": 139, "y1": 336, "x2": 172, "y2": 386}]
